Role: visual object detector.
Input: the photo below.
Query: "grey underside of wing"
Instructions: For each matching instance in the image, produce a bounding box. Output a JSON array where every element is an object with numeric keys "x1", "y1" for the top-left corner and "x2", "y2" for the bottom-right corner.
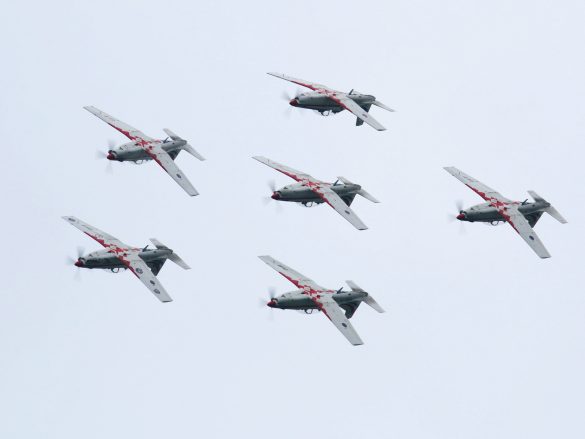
[
  {"x1": 319, "y1": 187, "x2": 368, "y2": 230},
  {"x1": 319, "y1": 296, "x2": 364, "y2": 346},
  {"x1": 83, "y1": 106, "x2": 153, "y2": 141},
  {"x1": 151, "y1": 147, "x2": 199, "y2": 196},
  {"x1": 258, "y1": 255, "x2": 325, "y2": 290},
  {"x1": 128, "y1": 257, "x2": 173, "y2": 302}
]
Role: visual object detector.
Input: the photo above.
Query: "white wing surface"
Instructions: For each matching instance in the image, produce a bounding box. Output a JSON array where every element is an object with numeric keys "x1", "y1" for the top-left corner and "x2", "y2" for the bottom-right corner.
[
  {"x1": 125, "y1": 255, "x2": 173, "y2": 302},
  {"x1": 313, "y1": 295, "x2": 364, "y2": 346},
  {"x1": 145, "y1": 145, "x2": 199, "y2": 196},
  {"x1": 253, "y1": 156, "x2": 368, "y2": 230},
  {"x1": 258, "y1": 255, "x2": 326, "y2": 292},
  {"x1": 83, "y1": 106, "x2": 154, "y2": 144},
  {"x1": 62, "y1": 216, "x2": 132, "y2": 251}
]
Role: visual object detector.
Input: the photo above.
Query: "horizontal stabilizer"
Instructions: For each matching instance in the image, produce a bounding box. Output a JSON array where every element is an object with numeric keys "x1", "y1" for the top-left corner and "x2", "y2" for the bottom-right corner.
[
  {"x1": 163, "y1": 128, "x2": 181, "y2": 140},
  {"x1": 183, "y1": 143, "x2": 205, "y2": 161},
  {"x1": 337, "y1": 176, "x2": 380, "y2": 203},
  {"x1": 372, "y1": 100, "x2": 395, "y2": 112},
  {"x1": 150, "y1": 238, "x2": 191, "y2": 270},
  {"x1": 528, "y1": 190, "x2": 568, "y2": 224},
  {"x1": 346, "y1": 280, "x2": 385, "y2": 313}
]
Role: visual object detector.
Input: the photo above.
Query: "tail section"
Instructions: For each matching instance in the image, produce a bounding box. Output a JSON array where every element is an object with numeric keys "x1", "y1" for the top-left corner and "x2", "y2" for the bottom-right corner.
[
  {"x1": 355, "y1": 104, "x2": 371, "y2": 126},
  {"x1": 337, "y1": 176, "x2": 380, "y2": 203},
  {"x1": 150, "y1": 238, "x2": 191, "y2": 270},
  {"x1": 163, "y1": 128, "x2": 206, "y2": 161},
  {"x1": 372, "y1": 100, "x2": 395, "y2": 112},
  {"x1": 527, "y1": 191, "x2": 568, "y2": 224},
  {"x1": 346, "y1": 280, "x2": 385, "y2": 313}
]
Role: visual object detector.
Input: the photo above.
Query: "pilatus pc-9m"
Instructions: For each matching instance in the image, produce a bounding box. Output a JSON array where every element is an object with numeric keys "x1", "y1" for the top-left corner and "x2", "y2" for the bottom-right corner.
[
  {"x1": 253, "y1": 156, "x2": 379, "y2": 230},
  {"x1": 63, "y1": 216, "x2": 190, "y2": 302},
  {"x1": 444, "y1": 167, "x2": 567, "y2": 258},
  {"x1": 268, "y1": 73, "x2": 394, "y2": 131},
  {"x1": 259, "y1": 256, "x2": 384, "y2": 346},
  {"x1": 84, "y1": 106, "x2": 205, "y2": 196}
]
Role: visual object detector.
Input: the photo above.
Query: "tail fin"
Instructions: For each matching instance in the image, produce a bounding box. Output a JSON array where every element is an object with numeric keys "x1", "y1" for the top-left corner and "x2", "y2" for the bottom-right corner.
[
  {"x1": 372, "y1": 100, "x2": 395, "y2": 112},
  {"x1": 355, "y1": 104, "x2": 371, "y2": 126},
  {"x1": 163, "y1": 128, "x2": 205, "y2": 161},
  {"x1": 337, "y1": 176, "x2": 380, "y2": 203},
  {"x1": 150, "y1": 238, "x2": 191, "y2": 270},
  {"x1": 346, "y1": 280, "x2": 385, "y2": 313},
  {"x1": 527, "y1": 191, "x2": 568, "y2": 224}
]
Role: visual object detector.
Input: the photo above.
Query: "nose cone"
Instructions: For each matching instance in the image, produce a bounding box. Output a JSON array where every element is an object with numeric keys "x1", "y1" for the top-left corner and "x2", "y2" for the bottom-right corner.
[
  {"x1": 74, "y1": 259, "x2": 84, "y2": 267},
  {"x1": 271, "y1": 191, "x2": 281, "y2": 200},
  {"x1": 106, "y1": 151, "x2": 115, "y2": 160},
  {"x1": 456, "y1": 212, "x2": 466, "y2": 221},
  {"x1": 267, "y1": 299, "x2": 277, "y2": 308},
  {"x1": 289, "y1": 98, "x2": 299, "y2": 107}
]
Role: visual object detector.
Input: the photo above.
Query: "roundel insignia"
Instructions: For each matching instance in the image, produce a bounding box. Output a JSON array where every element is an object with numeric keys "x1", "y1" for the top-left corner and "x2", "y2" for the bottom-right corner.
[
  {"x1": 150, "y1": 280, "x2": 155, "y2": 285},
  {"x1": 529, "y1": 236, "x2": 535, "y2": 241},
  {"x1": 136, "y1": 268, "x2": 143, "y2": 274},
  {"x1": 342, "y1": 323, "x2": 348, "y2": 328},
  {"x1": 176, "y1": 174, "x2": 182, "y2": 178},
  {"x1": 154, "y1": 289, "x2": 161, "y2": 294}
]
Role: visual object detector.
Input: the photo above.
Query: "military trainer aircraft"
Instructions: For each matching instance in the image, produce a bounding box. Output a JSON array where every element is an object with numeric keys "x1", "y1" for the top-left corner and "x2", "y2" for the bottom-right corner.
[
  {"x1": 84, "y1": 106, "x2": 205, "y2": 196},
  {"x1": 253, "y1": 156, "x2": 379, "y2": 230},
  {"x1": 63, "y1": 216, "x2": 190, "y2": 302},
  {"x1": 267, "y1": 72, "x2": 394, "y2": 131},
  {"x1": 259, "y1": 256, "x2": 384, "y2": 346},
  {"x1": 444, "y1": 167, "x2": 567, "y2": 258}
]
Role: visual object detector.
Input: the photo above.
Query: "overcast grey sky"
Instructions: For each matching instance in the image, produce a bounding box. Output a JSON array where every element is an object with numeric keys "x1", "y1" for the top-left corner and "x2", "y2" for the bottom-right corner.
[{"x1": 1, "y1": 0, "x2": 585, "y2": 437}]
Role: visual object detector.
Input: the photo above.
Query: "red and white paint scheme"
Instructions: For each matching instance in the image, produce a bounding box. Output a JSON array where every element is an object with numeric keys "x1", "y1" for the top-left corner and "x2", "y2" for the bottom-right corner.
[
  {"x1": 62, "y1": 216, "x2": 191, "y2": 302},
  {"x1": 259, "y1": 256, "x2": 385, "y2": 346},
  {"x1": 267, "y1": 73, "x2": 393, "y2": 131},
  {"x1": 444, "y1": 167, "x2": 567, "y2": 259},
  {"x1": 253, "y1": 156, "x2": 379, "y2": 230},
  {"x1": 84, "y1": 106, "x2": 204, "y2": 196}
]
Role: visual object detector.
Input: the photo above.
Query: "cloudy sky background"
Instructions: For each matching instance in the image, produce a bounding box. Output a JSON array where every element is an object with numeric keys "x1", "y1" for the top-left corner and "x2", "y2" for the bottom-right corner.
[{"x1": 1, "y1": 0, "x2": 585, "y2": 437}]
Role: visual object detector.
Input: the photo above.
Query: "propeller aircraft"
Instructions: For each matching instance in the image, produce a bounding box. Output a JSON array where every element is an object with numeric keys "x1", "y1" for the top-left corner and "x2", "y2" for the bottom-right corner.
[
  {"x1": 84, "y1": 106, "x2": 205, "y2": 196},
  {"x1": 259, "y1": 256, "x2": 384, "y2": 346},
  {"x1": 268, "y1": 72, "x2": 394, "y2": 131},
  {"x1": 63, "y1": 216, "x2": 190, "y2": 302},
  {"x1": 253, "y1": 156, "x2": 379, "y2": 230},
  {"x1": 444, "y1": 167, "x2": 567, "y2": 258}
]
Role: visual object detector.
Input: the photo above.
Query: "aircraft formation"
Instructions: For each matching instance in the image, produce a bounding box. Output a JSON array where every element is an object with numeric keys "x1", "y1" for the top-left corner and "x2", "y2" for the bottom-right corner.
[{"x1": 63, "y1": 73, "x2": 567, "y2": 346}]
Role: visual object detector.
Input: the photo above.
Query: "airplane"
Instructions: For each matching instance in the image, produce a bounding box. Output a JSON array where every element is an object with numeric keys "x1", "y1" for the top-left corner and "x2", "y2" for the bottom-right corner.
[
  {"x1": 84, "y1": 106, "x2": 205, "y2": 196},
  {"x1": 267, "y1": 72, "x2": 394, "y2": 131},
  {"x1": 253, "y1": 156, "x2": 379, "y2": 230},
  {"x1": 258, "y1": 256, "x2": 384, "y2": 346},
  {"x1": 62, "y1": 216, "x2": 190, "y2": 302},
  {"x1": 444, "y1": 167, "x2": 567, "y2": 258}
]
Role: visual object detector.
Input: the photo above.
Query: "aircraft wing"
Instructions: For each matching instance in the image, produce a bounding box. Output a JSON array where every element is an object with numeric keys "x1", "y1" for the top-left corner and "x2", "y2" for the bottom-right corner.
[
  {"x1": 501, "y1": 205, "x2": 551, "y2": 258},
  {"x1": 332, "y1": 94, "x2": 386, "y2": 131},
  {"x1": 258, "y1": 256, "x2": 327, "y2": 292},
  {"x1": 312, "y1": 294, "x2": 364, "y2": 346},
  {"x1": 62, "y1": 216, "x2": 132, "y2": 251},
  {"x1": 443, "y1": 167, "x2": 512, "y2": 204},
  {"x1": 83, "y1": 106, "x2": 154, "y2": 143},
  {"x1": 146, "y1": 145, "x2": 199, "y2": 196},
  {"x1": 267, "y1": 72, "x2": 332, "y2": 92},
  {"x1": 252, "y1": 156, "x2": 316, "y2": 183},
  {"x1": 313, "y1": 185, "x2": 368, "y2": 230},
  {"x1": 125, "y1": 254, "x2": 173, "y2": 302},
  {"x1": 443, "y1": 167, "x2": 551, "y2": 258}
]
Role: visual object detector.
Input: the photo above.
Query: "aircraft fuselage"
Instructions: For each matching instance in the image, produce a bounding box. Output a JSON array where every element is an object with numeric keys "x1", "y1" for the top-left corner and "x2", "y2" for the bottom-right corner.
[
  {"x1": 290, "y1": 92, "x2": 375, "y2": 114},
  {"x1": 75, "y1": 248, "x2": 172, "y2": 270},
  {"x1": 108, "y1": 139, "x2": 186, "y2": 163},
  {"x1": 272, "y1": 182, "x2": 361, "y2": 205},
  {"x1": 267, "y1": 289, "x2": 368, "y2": 312},
  {"x1": 458, "y1": 200, "x2": 550, "y2": 223}
]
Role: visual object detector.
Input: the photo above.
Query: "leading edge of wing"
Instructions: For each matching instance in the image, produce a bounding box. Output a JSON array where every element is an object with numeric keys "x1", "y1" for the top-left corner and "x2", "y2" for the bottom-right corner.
[
  {"x1": 258, "y1": 255, "x2": 325, "y2": 291},
  {"x1": 315, "y1": 296, "x2": 364, "y2": 346},
  {"x1": 148, "y1": 146, "x2": 199, "y2": 196},
  {"x1": 266, "y1": 72, "x2": 330, "y2": 92},
  {"x1": 61, "y1": 216, "x2": 129, "y2": 249},
  {"x1": 443, "y1": 166, "x2": 510, "y2": 203},
  {"x1": 505, "y1": 207, "x2": 552, "y2": 259},
  {"x1": 83, "y1": 106, "x2": 153, "y2": 143}
]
